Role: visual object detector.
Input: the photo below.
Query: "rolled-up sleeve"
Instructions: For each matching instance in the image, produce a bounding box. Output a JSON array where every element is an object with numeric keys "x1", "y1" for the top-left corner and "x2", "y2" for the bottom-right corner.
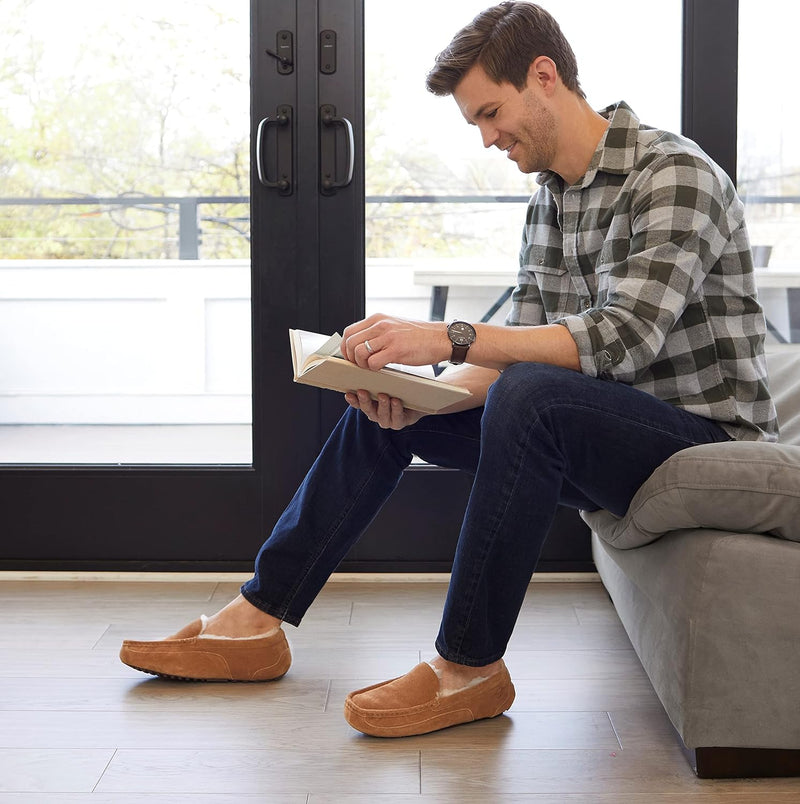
[{"x1": 558, "y1": 152, "x2": 735, "y2": 381}]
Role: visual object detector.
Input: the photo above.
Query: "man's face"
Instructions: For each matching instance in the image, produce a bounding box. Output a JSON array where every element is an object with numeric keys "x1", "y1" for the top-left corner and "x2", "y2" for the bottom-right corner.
[{"x1": 453, "y1": 64, "x2": 557, "y2": 174}]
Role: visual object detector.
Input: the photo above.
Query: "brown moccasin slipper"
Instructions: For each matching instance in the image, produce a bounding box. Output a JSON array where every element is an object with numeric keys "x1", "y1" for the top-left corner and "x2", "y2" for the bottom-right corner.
[
  {"x1": 344, "y1": 660, "x2": 515, "y2": 737},
  {"x1": 119, "y1": 618, "x2": 291, "y2": 682}
]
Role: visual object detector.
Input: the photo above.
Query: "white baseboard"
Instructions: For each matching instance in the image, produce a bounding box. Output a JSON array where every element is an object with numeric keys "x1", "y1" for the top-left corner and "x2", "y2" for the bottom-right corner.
[{"x1": 0, "y1": 570, "x2": 599, "y2": 584}]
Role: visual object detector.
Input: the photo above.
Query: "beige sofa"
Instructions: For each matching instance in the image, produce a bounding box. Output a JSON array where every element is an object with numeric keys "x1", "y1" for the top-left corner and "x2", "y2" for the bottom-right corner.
[{"x1": 584, "y1": 346, "x2": 800, "y2": 778}]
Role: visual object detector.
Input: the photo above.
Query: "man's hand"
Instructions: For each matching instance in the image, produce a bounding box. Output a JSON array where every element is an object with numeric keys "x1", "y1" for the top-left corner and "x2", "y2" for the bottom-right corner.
[
  {"x1": 342, "y1": 314, "x2": 451, "y2": 370},
  {"x1": 344, "y1": 390, "x2": 426, "y2": 430},
  {"x1": 340, "y1": 314, "x2": 454, "y2": 429}
]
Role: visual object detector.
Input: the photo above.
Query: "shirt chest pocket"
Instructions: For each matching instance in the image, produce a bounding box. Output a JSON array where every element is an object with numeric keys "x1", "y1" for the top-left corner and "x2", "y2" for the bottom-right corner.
[
  {"x1": 594, "y1": 261, "x2": 615, "y2": 307},
  {"x1": 524, "y1": 245, "x2": 574, "y2": 321},
  {"x1": 593, "y1": 239, "x2": 629, "y2": 306}
]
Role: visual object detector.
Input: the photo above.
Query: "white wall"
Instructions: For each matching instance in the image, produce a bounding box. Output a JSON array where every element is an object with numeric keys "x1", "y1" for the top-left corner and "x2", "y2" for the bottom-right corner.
[
  {"x1": 0, "y1": 259, "x2": 252, "y2": 424},
  {"x1": 0, "y1": 257, "x2": 514, "y2": 425}
]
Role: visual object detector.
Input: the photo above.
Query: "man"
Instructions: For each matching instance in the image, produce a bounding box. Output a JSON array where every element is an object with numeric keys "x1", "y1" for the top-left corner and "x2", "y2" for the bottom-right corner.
[{"x1": 120, "y1": 1, "x2": 777, "y2": 738}]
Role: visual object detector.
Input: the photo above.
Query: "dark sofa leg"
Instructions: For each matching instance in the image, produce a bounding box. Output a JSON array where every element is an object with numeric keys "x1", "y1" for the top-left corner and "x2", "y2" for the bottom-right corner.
[{"x1": 682, "y1": 745, "x2": 800, "y2": 778}]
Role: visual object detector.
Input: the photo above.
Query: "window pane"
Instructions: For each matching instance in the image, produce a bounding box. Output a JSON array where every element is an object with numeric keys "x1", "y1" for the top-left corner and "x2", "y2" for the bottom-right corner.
[
  {"x1": 0, "y1": 0, "x2": 251, "y2": 464},
  {"x1": 738, "y1": 0, "x2": 800, "y2": 346}
]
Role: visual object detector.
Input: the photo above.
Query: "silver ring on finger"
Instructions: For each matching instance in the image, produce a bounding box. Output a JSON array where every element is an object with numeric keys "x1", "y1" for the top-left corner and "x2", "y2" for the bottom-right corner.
[{"x1": 364, "y1": 339, "x2": 374, "y2": 354}]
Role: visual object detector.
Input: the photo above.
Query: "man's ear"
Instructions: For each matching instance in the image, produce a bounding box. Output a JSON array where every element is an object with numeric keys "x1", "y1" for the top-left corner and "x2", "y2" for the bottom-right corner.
[{"x1": 527, "y1": 56, "x2": 558, "y2": 95}]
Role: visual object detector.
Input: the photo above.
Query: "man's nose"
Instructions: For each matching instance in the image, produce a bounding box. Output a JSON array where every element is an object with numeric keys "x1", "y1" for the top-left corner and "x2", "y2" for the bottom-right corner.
[{"x1": 478, "y1": 123, "x2": 499, "y2": 149}]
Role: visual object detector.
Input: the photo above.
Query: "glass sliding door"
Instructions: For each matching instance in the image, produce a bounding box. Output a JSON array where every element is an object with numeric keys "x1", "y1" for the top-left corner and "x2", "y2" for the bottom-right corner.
[
  {"x1": 0, "y1": 0, "x2": 251, "y2": 465},
  {"x1": 0, "y1": 0, "x2": 370, "y2": 571},
  {"x1": 0, "y1": 1, "x2": 274, "y2": 569}
]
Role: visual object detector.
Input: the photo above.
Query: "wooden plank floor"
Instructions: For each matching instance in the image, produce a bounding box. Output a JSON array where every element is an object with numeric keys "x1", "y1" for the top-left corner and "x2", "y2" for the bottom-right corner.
[{"x1": 1, "y1": 576, "x2": 799, "y2": 802}]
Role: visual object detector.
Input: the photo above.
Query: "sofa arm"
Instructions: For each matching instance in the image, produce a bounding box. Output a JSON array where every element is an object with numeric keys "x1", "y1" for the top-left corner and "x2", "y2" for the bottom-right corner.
[{"x1": 582, "y1": 441, "x2": 800, "y2": 549}]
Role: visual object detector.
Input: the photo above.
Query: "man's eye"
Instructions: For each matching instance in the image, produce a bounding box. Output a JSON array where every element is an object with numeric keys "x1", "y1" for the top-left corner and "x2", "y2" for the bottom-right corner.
[{"x1": 485, "y1": 109, "x2": 498, "y2": 119}]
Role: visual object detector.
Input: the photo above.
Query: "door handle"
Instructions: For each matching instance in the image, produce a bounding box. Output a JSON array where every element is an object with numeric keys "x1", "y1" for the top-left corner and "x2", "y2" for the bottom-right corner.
[
  {"x1": 320, "y1": 104, "x2": 354, "y2": 193},
  {"x1": 256, "y1": 105, "x2": 293, "y2": 195}
]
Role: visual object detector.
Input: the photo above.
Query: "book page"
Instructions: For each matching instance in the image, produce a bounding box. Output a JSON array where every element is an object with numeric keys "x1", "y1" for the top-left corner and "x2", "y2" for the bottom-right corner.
[
  {"x1": 383, "y1": 362, "x2": 437, "y2": 379},
  {"x1": 291, "y1": 329, "x2": 344, "y2": 372}
]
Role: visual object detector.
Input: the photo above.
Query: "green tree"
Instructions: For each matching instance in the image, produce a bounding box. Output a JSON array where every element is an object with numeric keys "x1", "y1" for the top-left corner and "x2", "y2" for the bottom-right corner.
[{"x1": 0, "y1": 1, "x2": 249, "y2": 259}]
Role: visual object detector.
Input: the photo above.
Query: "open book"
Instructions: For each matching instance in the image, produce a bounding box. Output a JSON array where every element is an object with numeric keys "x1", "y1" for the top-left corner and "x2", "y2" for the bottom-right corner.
[{"x1": 289, "y1": 329, "x2": 471, "y2": 414}]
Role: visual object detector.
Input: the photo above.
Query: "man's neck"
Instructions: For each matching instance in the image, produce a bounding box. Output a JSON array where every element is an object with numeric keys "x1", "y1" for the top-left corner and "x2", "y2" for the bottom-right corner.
[{"x1": 550, "y1": 96, "x2": 611, "y2": 186}]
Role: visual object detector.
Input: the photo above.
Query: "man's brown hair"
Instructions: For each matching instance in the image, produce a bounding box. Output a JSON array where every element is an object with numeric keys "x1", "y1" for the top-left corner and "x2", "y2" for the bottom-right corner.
[{"x1": 426, "y1": 1, "x2": 585, "y2": 99}]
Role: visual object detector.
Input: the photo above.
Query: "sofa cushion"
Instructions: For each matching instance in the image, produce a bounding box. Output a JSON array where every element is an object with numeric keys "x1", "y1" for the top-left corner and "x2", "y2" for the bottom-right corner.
[{"x1": 582, "y1": 441, "x2": 800, "y2": 549}]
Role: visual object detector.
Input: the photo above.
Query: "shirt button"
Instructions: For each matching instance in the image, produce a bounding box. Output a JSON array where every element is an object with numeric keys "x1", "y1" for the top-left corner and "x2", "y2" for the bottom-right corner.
[{"x1": 582, "y1": 299, "x2": 591, "y2": 310}]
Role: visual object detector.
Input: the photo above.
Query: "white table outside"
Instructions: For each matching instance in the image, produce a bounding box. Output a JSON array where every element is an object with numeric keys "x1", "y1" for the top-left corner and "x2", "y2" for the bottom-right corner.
[{"x1": 414, "y1": 264, "x2": 800, "y2": 343}]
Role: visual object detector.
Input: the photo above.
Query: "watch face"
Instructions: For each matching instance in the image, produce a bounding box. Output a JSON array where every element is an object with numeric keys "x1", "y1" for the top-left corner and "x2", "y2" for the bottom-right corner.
[{"x1": 448, "y1": 321, "x2": 476, "y2": 346}]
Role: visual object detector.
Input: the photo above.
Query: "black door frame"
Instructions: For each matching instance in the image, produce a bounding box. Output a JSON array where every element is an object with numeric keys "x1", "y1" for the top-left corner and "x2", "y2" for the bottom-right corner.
[{"x1": 682, "y1": 0, "x2": 738, "y2": 182}]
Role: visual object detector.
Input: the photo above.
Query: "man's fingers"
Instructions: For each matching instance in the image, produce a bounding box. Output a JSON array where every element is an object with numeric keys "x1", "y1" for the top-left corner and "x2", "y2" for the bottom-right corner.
[
  {"x1": 345, "y1": 390, "x2": 410, "y2": 431},
  {"x1": 374, "y1": 393, "x2": 393, "y2": 427},
  {"x1": 390, "y1": 397, "x2": 407, "y2": 429},
  {"x1": 352, "y1": 339, "x2": 383, "y2": 369}
]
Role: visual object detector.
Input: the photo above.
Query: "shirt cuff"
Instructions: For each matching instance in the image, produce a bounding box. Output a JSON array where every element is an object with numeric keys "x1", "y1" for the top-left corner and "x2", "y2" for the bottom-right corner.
[{"x1": 557, "y1": 315, "x2": 627, "y2": 379}]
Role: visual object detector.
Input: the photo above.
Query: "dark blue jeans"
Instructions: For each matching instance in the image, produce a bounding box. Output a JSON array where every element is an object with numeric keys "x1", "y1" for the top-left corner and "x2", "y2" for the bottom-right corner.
[{"x1": 241, "y1": 363, "x2": 730, "y2": 666}]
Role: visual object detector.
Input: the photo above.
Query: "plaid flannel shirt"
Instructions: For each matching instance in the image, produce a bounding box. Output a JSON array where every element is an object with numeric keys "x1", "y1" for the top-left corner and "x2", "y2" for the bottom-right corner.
[{"x1": 506, "y1": 102, "x2": 778, "y2": 442}]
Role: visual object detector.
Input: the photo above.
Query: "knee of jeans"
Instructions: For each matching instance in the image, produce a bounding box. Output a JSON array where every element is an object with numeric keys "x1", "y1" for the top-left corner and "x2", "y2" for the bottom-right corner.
[
  {"x1": 484, "y1": 362, "x2": 586, "y2": 436},
  {"x1": 487, "y1": 362, "x2": 565, "y2": 407}
]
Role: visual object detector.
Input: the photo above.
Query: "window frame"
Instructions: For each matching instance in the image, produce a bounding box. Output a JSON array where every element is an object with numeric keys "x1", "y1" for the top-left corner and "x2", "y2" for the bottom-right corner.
[{"x1": 682, "y1": 0, "x2": 739, "y2": 181}]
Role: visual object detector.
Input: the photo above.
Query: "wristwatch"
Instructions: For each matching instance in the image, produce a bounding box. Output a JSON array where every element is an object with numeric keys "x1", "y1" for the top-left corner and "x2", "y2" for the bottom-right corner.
[{"x1": 446, "y1": 320, "x2": 476, "y2": 365}]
